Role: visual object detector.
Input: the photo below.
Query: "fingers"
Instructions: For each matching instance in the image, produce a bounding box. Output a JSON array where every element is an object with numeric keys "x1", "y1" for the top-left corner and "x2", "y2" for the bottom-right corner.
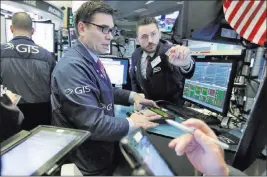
[
  {"x1": 152, "y1": 102, "x2": 160, "y2": 108},
  {"x1": 168, "y1": 138, "x2": 179, "y2": 149},
  {"x1": 182, "y1": 118, "x2": 217, "y2": 139},
  {"x1": 145, "y1": 114, "x2": 162, "y2": 121},
  {"x1": 141, "y1": 122, "x2": 159, "y2": 129},
  {"x1": 139, "y1": 109, "x2": 156, "y2": 116},
  {"x1": 172, "y1": 134, "x2": 194, "y2": 156},
  {"x1": 193, "y1": 129, "x2": 221, "y2": 153}
]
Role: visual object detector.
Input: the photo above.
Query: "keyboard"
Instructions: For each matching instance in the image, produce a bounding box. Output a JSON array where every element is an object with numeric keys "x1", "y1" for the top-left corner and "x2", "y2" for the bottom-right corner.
[{"x1": 163, "y1": 104, "x2": 221, "y2": 125}]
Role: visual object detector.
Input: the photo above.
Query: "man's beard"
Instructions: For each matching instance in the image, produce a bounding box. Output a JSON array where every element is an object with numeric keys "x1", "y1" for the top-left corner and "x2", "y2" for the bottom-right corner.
[{"x1": 143, "y1": 43, "x2": 158, "y2": 54}]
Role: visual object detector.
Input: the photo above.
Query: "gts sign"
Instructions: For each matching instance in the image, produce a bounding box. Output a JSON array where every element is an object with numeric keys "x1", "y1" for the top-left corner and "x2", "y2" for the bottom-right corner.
[
  {"x1": 65, "y1": 86, "x2": 91, "y2": 95},
  {"x1": 16, "y1": 44, "x2": 39, "y2": 54},
  {"x1": 3, "y1": 43, "x2": 39, "y2": 54}
]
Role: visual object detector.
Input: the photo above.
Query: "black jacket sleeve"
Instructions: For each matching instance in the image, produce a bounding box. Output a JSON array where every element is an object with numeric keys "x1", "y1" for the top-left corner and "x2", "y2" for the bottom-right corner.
[{"x1": 113, "y1": 87, "x2": 131, "y2": 106}]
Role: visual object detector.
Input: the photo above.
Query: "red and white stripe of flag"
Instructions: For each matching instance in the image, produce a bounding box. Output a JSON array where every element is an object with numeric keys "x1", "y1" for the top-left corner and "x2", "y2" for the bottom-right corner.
[{"x1": 223, "y1": 0, "x2": 266, "y2": 46}]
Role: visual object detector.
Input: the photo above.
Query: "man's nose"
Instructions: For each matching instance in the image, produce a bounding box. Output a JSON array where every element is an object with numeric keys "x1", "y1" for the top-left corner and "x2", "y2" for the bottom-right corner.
[
  {"x1": 106, "y1": 32, "x2": 113, "y2": 40},
  {"x1": 148, "y1": 35, "x2": 153, "y2": 43}
]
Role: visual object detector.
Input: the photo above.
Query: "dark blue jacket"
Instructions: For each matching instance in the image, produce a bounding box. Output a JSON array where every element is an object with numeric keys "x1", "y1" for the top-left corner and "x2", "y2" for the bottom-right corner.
[
  {"x1": 51, "y1": 40, "x2": 131, "y2": 175},
  {"x1": 130, "y1": 42, "x2": 195, "y2": 105},
  {"x1": 0, "y1": 36, "x2": 56, "y2": 103}
]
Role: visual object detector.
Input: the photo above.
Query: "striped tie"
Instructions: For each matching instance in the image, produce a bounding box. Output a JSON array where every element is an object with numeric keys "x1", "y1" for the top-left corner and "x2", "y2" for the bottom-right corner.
[{"x1": 97, "y1": 59, "x2": 106, "y2": 78}]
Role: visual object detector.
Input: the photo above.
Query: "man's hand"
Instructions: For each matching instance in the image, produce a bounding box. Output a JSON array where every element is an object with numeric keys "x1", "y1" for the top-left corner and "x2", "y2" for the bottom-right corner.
[
  {"x1": 168, "y1": 119, "x2": 229, "y2": 176},
  {"x1": 166, "y1": 45, "x2": 191, "y2": 68},
  {"x1": 129, "y1": 111, "x2": 161, "y2": 130},
  {"x1": 133, "y1": 93, "x2": 159, "y2": 111},
  {"x1": 6, "y1": 90, "x2": 21, "y2": 105}
]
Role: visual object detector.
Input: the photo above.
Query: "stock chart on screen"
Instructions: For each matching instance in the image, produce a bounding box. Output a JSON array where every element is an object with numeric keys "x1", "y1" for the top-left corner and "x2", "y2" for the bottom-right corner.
[{"x1": 183, "y1": 62, "x2": 232, "y2": 113}]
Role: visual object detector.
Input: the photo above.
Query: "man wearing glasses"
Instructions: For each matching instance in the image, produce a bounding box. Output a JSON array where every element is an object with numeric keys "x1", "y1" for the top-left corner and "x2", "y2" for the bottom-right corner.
[
  {"x1": 130, "y1": 17, "x2": 195, "y2": 106},
  {"x1": 50, "y1": 1, "x2": 161, "y2": 175}
]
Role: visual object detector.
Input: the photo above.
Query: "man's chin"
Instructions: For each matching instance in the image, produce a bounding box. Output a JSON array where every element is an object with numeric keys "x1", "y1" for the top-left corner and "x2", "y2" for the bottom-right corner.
[{"x1": 144, "y1": 48, "x2": 156, "y2": 54}]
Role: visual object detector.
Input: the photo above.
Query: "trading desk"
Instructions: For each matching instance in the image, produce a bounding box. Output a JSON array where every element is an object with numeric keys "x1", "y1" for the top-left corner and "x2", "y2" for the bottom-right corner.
[
  {"x1": 114, "y1": 105, "x2": 242, "y2": 176},
  {"x1": 114, "y1": 105, "x2": 186, "y2": 138}
]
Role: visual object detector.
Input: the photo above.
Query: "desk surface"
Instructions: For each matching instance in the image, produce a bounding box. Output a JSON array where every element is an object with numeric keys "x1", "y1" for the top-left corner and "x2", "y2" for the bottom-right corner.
[
  {"x1": 114, "y1": 105, "x2": 187, "y2": 138},
  {"x1": 114, "y1": 104, "x2": 242, "y2": 145},
  {"x1": 114, "y1": 105, "x2": 241, "y2": 176}
]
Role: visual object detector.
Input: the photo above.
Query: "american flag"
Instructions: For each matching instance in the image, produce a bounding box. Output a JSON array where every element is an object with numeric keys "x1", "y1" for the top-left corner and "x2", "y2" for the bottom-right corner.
[{"x1": 223, "y1": 0, "x2": 266, "y2": 46}]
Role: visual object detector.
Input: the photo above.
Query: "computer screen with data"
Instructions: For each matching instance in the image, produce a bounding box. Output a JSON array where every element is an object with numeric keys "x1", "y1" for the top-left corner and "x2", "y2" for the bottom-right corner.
[
  {"x1": 183, "y1": 61, "x2": 235, "y2": 114},
  {"x1": 5, "y1": 19, "x2": 54, "y2": 52},
  {"x1": 1, "y1": 126, "x2": 90, "y2": 176},
  {"x1": 99, "y1": 57, "x2": 129, "y2": 85}
]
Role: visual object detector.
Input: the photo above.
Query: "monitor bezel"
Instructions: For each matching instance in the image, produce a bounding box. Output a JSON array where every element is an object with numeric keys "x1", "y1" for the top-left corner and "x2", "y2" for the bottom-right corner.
[
  {"x1": 1, "y1": 125, "x2": 90, "y2": 176},
  {"x1": 182, "y1": 56, "x2": 240, "y2": 116},
  {"x1": 99, "y1": 56, "x2": 130, "y2": 85}
]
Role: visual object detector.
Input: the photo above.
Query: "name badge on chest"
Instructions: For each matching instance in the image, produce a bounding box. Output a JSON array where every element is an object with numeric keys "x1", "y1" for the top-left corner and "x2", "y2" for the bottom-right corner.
[{"x1": 150, "y1": 56, "x2": 161, "y2": 68}]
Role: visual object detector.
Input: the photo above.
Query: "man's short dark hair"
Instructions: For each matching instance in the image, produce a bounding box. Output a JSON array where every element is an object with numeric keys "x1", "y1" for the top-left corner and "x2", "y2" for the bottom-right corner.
[
  {"x1": 74, "y1": 1, "x2": 114, "y2": 36},
  {"x1": 136, "y1": 17, "x2": 158, "y2": 33},
  {"x1": 12, "y1": 12, "x2": 32, "y2": 31}
]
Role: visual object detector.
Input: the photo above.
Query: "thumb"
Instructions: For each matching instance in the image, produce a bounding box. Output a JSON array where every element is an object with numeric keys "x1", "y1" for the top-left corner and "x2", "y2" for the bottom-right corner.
[{"x1": 193, "y1": 129, "x2": 217, "y2": 153}]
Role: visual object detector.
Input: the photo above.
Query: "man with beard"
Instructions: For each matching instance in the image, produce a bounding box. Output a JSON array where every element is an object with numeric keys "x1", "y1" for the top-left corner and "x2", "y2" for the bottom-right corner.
[{"x1": 130, "y1": 17, "x2": 195, "y2": 106}]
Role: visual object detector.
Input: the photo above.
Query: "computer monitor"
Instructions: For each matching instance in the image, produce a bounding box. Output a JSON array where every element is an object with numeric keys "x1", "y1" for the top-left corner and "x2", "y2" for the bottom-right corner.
[
  {"x1": 231, "y1": 73, "x2": 267, "y2": 171},
  {"x1": 187, "y1": 39, "x2": 243, "y2": 56},
  {"x1": 5, "y1": 19, "x2": 55, "y2": 53},
  {"x1": 183, "y1": 59, "x2": 237, "y2": 115},
  {"x1": 155, "y1": 11, "x2": 179, "y2": 33},
  {"x1": 1, "y1": 15, "x2": 6, "y2": 43},
  {"x1": 1, "y1": 125, "x2": 90, "y2": 176},
  {"x1": 69, "y1": 27, "x2": 77, "y2": 46},
  {"x1": 99, "y1": 57, "x2": 129, "y2": 85},
  {"x1": 258, "y1": 58, "x2": 265, "y2": 80},
  {"x1": 119, "y1": 39, "x2": 136, "y2": 58}
]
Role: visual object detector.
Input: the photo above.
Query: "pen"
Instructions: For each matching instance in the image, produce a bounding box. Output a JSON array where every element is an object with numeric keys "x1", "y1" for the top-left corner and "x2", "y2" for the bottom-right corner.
[{"x1": 165, "y1": 119, "x2": 229, "y2": 150}]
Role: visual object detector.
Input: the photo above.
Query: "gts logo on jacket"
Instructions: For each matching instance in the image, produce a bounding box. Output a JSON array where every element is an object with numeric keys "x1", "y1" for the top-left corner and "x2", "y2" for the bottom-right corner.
[
  {"x1": 65, "y1": 86, "x2": 91, "y2": 95},
  {"x1": 100, "y1": 103, "x2": 113, "y2": 111},
  {"x1": 3, "y1": 43, "x2": 39, "y2": 54}
]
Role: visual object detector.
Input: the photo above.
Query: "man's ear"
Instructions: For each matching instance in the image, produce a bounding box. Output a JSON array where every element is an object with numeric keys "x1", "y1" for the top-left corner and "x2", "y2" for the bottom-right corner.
[
  {"x1": 10, "y1": 25, "x2": 14, "y2": 34},
  {"x1": 77, "y1": 22, "x2": 87, "y2": 36}
]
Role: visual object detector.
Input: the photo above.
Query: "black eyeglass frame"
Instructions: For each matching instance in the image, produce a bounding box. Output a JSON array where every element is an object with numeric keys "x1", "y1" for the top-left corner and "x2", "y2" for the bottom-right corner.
[{"x1": 82, "y1": 21, "x2": 117, "y2": 35}]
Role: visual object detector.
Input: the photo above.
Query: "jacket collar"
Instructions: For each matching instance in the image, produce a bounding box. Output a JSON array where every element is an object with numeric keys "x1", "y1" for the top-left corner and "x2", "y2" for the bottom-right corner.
[
  {"x1": 72, "y1": 40, "x2": 96, "y2": 64},
  {"x1": 11, "y1": 36, "x2": 35, "y2": 43}
]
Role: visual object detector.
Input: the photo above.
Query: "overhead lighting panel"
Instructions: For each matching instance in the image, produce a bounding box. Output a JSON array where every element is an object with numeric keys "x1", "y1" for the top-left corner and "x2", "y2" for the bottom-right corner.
[
  {"x1": 134, "y1": 8, "x2": 147, "y2": 13},
  {"x1": 146, "y1": 1, "x2": 154, "y2": 5}
]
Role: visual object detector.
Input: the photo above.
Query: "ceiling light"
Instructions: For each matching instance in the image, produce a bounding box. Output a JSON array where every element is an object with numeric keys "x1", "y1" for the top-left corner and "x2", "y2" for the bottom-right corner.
[
  {"x1": 134, "y1": 8, "x2": 147, "y2": 13},
  {"x1": 146, "y1": 1, "x2": 154, "y2": 5}
]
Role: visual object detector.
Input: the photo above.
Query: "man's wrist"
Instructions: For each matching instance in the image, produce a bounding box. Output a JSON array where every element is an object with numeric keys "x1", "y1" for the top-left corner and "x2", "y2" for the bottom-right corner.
[
  {"x1": 128, "y1": 91, "x2": 136, "y2": 104},
  {"x1": 126, "y1": 118, "x2": 136, "y2": 135},
  {"x1": 180, "y1": 58, "x2": 194, "y2": 73}
]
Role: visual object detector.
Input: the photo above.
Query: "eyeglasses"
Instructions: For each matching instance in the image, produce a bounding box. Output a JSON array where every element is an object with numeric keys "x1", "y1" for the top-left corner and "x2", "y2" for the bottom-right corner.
[{"x1": 82, "y1": 21, "x2": 117, "y2": 35}]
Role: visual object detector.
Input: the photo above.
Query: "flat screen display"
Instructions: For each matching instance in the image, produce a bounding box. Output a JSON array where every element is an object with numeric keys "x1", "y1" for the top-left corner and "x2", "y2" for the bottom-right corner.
[
  {"x1": 155, "y1": 11, "x2": 179, "y2": 33},
  {"x1": 183, "y1": 61, "x2": 233, "y2": 113},
  {"x1": 99, "y1": 57, "x2": 129, "y2": 85},
  {"x1": 126, "y1": 130, "x2": 174, "y2": 176},
  {"x1": 1, "y1": 130, "x2": 78, "y2": 175}
]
